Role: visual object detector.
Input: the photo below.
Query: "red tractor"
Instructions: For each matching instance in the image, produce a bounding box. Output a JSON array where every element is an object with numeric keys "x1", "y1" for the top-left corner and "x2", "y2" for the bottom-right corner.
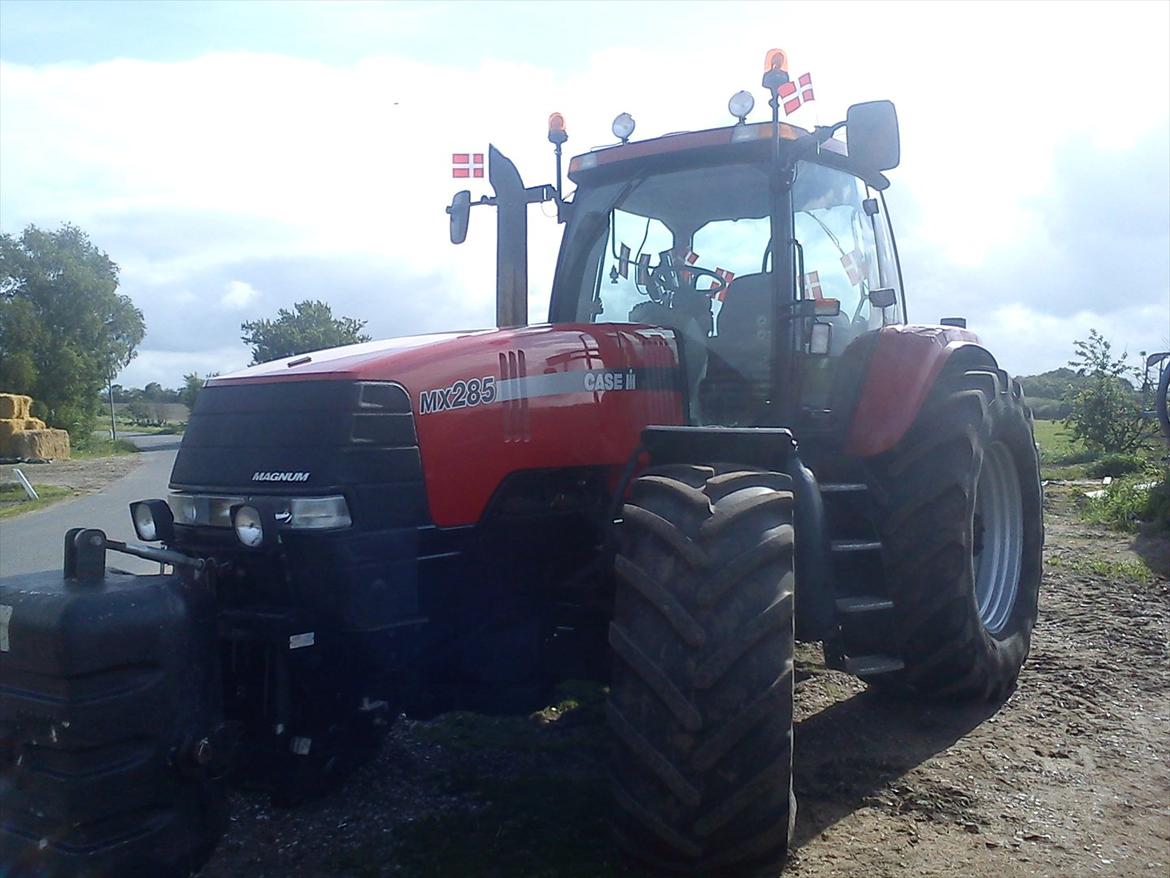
[{"x1": 0, "y1": 53, "x2": 1044, "y2": 877}]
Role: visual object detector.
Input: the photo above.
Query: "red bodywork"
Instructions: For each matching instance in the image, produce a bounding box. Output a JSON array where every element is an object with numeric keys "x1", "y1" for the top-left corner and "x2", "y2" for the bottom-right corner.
[
  {"x1": 211, "y1": 324, "x2": 683, "y2": 527},
  {"x1": 844, "y1": 324, "x2": 985, "y2": 458}
]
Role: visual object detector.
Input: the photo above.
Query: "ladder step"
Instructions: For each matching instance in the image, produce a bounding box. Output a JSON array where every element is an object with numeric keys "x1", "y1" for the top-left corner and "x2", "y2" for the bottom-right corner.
[
  {"x1": 831, "y1": 539, "x2": 883, "y2": 553},
  {"x1": 844, "y1": 654, "x2": 905, "y2": 675},
  {"x1": 819, "y1": 482, "x2": 869, "y2": 494},
  {"x1": 835, "y1": 596, "x2": 894, "y2": 614}
]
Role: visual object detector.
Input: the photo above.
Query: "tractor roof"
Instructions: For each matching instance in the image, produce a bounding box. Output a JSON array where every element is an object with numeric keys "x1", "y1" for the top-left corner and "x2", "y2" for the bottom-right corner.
[{"x1": 567, "y1": 121, "x2": 847, "y2": 182}]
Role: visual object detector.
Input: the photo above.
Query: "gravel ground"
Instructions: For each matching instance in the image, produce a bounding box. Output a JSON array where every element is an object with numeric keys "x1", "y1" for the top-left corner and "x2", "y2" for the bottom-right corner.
[
  {"x1": 199, "y1": 483, "x2": 1170, "y2": 878},
  {"x1": 0, "y1": 453, "x2": 140, "y2": 497}
]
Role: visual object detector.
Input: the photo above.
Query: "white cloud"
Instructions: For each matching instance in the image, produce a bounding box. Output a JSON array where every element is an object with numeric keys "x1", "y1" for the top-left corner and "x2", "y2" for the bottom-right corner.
[
  {"x1": 220, "y1": 279, "x2": 260, "y2": 310},
  {"x1": 119, "y1": 346, "x2": 250, "y2": 388},
  {"x1": 1, "y1": 1, "x2": 1167, "y2": 385}
]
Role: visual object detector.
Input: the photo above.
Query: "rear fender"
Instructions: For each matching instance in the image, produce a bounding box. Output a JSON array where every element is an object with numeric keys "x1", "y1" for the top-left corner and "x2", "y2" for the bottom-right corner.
[{"x1": 843, "y1": 324, "x2": 994, "y2": 458}]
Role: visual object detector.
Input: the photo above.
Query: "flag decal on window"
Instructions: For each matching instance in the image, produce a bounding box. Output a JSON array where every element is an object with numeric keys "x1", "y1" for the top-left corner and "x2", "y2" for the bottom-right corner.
[
  {"x1": 713, "y1": 267, "x2": 736, "y2": 301},
  {"x1": 804, "y1": 270, "x2": 823, "y2": 299},
  {"x1": 840, "y1": 249, "x2": 864, "y2": 286}
]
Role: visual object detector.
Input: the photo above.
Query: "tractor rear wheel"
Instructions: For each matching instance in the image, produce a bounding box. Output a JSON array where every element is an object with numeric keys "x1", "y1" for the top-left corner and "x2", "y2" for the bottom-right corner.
[
  {"x1": 609, "y1": 464, "x2": 796, "y2": 875},
  {"x1": 864, "y1": 367, "x2": 1044, "y2": 701}
]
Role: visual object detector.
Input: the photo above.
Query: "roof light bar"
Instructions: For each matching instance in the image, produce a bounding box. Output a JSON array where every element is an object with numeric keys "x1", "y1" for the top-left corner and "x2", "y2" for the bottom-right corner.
[{"x1": 567, "y1": 122, "x2": 810, "y2": 177}]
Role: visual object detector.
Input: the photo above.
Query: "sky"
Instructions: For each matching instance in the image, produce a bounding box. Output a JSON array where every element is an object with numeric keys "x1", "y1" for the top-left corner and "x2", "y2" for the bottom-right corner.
[{"x1": 1, "y1": 0, "x2": 1168, "y2": 388}]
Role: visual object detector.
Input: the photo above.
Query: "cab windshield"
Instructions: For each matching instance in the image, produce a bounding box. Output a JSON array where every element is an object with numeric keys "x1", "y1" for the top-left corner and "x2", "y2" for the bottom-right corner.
[
  {"x1": 564, "y1": 160, "x2": 879, "y2": 336},
  {"x1": 557, "y1": 157, "x2": 888, "y2": 423}
]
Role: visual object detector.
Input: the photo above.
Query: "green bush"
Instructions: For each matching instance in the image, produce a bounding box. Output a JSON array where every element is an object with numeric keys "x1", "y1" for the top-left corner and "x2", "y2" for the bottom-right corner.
[
  {"x1": 1029, "y1": 398, "x2": 1070, "y2": 420},
  {"x1": 1084, "y1": 470, "x2": 1170, "y2": 532},
  {"x1": 1085, "y1": 453, "x2": 1148, "y2": 479}
]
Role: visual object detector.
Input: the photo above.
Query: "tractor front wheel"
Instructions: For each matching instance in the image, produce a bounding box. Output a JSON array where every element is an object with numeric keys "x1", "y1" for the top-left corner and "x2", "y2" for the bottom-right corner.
[{"x1": 609, "y1": 464, "x2": 796, "y2": 875}]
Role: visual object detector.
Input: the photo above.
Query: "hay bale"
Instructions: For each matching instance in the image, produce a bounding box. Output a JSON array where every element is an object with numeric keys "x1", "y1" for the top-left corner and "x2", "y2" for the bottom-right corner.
[
  {"x1": 0, "y1": 394, "x2": 32, "y2": 420},
  {"x1": 23, "y1": 417, "x2": 46, "y2": 431},
  {"x1": 0, "y1": 418, "x2": 24, "y2": 442},
  {"x1": 11, "y1": 429, "x2": 71, "y2": 461}
]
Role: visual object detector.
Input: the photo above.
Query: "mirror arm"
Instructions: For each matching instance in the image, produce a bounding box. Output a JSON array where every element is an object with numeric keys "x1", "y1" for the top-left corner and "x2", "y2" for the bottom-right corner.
[
  {"x1": 524, "y1": 184, "x2": 573, "y2": 223},
  {"x1": 813, "y1": 120, "x2": 846, "y2": 145}
]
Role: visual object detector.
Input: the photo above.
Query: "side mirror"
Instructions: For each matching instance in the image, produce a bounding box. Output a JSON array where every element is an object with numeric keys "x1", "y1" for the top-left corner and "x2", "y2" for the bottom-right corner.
[
  {"x1": 845, "y1": 100, "x2": 900, "y2": 171},
  {"x1": 447, "y1": 189, "x2": 471, "y2": 244}
]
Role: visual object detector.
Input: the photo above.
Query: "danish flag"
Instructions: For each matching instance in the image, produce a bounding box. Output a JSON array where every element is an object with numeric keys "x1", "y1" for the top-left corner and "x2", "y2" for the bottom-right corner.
[
  {"x1": 713, "y1": 267, "x2": 735, "y2": 302},
  {"x1": 618, "y1": 243, "x2": 631, "y2": 279},
  {"x1": 679, "y1": 248, "x2": 700, "y2": 282},
  {"x1": 452, "y1": 153, "x2": 484, "y2": 179},
  {"x1": 779, "y1": 73, "x2": 815, "y2": 116},
  {"x1": 804, "y1": 270, "x2": 823, "y2": 299},
  {"x1": 840, "y1": 249, "x2": 864, "y2": 286},
  {"x1": 636, "y1": 253, "x2": 652, "y2": 286}
]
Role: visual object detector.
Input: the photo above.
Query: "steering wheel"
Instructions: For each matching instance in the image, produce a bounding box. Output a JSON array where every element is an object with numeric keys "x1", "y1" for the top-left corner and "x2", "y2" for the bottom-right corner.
[{"x1": 646, "y1": 261, "x2": 727, "y2": 305}]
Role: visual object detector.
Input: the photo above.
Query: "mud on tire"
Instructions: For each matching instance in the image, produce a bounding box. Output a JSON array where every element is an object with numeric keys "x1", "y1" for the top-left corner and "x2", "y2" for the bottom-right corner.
[
  {"x1": 609, "y1": 464, "x2": 796, "y2": 875},
  {"x1": 865, "y1": 367, "x2": 1044, "y2": 701}
]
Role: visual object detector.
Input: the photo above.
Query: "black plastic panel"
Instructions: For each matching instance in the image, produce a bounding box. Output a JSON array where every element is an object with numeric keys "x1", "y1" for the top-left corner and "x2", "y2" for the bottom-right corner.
[
  {"x1": 0, "y1": 569, "x2": 225, "y2": 878},
  {"x1": 170, "y1": 381, "x2": 428, "y2": 522}
]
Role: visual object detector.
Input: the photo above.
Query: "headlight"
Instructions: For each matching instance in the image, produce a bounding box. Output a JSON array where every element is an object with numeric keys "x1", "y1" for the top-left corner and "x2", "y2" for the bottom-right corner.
[
  {"x1": 279, "y1": 496, "x2": 352, "y2": 530},
  {"x1": 168, "y1": 493, "x2": 244, "y2": 527},
  {"x1": 172, "y1": 493, "x2": 351, "y2": 531},
  {"x1": 232, "y1": 505, "x2": 266, "y2": 548},
  {"x1": 129, "y1": 499, "x2": 174, "y2": 543}
]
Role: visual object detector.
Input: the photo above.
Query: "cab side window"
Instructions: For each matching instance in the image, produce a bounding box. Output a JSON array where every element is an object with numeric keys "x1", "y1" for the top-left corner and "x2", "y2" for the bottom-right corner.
[
  {"x1": 867, "y1": 189, "x2": 904, "y2": 323},
  {"x1": 583, "y1": 210, "x2": 674, "y2": 323},
  {"x1": 792, "y1": 162, "x2": 881, "y2": 353}
]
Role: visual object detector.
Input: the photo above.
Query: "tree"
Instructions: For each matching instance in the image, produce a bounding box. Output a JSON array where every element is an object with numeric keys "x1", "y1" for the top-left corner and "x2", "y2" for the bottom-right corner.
[
  {"x1": 0, "y1": 224, "x2": 145, "y2": 438},
  {"x1": 180, "y1": 371, "x2": 215, "y2": 412},
  {"x1": 240, "y1": 300, "x2": 370, "y2": 364},
  {"x1": 1063, "y1": 329, "x2": 1155, "y2": 454}
]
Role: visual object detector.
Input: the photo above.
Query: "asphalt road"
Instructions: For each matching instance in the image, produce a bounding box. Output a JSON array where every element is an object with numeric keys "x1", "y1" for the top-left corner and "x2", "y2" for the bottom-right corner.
[{"x1": 0, "y1": 435, "x2": 180, "y2": 578}]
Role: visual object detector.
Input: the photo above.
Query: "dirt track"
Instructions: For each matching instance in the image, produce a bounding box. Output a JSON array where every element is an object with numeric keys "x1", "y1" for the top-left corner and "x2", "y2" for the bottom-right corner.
[{"x1": 203, "y1": 485, "x2": 1169, "y2": 878}]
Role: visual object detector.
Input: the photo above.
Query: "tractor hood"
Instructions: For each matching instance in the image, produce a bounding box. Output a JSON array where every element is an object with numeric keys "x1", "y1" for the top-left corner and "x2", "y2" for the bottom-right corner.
[
  {"x1": 211, "y1": 328, "x2": 506, "y2": 385},
  {"x1": 173, "y1": 322, "x2": 685, "y2": 527}
]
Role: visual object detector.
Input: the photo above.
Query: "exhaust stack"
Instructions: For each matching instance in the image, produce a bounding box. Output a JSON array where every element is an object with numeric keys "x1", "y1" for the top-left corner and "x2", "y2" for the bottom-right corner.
[{"x1": 489, "y1": 145, "x2": 528, "y2": 328}]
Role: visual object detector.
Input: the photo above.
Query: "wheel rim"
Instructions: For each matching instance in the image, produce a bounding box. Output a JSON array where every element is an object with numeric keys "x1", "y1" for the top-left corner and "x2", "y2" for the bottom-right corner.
[{"x1": 973, "y1": 440, "x2": 1024, "y2": 635}]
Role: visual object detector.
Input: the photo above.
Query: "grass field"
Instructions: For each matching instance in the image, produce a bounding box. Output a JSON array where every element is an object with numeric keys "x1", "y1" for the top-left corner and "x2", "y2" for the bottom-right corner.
[
  {"x1": 1031, "y1": 418, "x2": 1098, "y2": 479},
  {"x1": 0, "y1": 482, "x2": 73, "y2": 519},
  {"x1": 71, "y1": 438, "x2": 141, "y2": 459}
]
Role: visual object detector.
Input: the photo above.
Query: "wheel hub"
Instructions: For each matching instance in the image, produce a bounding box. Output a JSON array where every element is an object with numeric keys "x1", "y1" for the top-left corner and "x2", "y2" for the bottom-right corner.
[{"x1": 973, "y1": 440, "x2": 1024, "y2": 635}]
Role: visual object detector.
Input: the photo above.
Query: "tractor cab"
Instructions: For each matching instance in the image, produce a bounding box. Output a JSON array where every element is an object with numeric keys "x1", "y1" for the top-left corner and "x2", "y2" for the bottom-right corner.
[
  {"x1": 450, "y1": 51, "x2": 903, "y2": 442},
  {"x1": 548, "y1": 117, "x2": 904, "y2": 430}
]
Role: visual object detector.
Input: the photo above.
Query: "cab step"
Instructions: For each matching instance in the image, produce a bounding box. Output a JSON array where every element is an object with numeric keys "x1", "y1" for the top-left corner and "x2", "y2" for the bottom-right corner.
[
  {"x1": 844, "y1": 654, "x2": 905, "y2": 675},
  {"x1": 835, "y1": 596, "x2": 894, "y2": 614},
  {"x1": 818, "y1": 482, "x2": 869, "y2": 494},
  {"x1": 830, "y1": 539, "x2": 883, "y2": 553}
]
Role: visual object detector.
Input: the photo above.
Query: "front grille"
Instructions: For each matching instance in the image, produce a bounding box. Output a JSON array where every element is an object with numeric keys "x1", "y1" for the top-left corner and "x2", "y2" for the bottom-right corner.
[{"x1": 171, "y1": 380, "x2": 427, "y2": 529}]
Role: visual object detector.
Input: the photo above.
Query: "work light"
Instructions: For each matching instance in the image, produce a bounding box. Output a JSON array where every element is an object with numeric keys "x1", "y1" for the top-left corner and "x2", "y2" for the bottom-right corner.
[
  {"x1": 611, "y1": 113, "x2": 635, "y2": 143},
  {"x1": 231, "y1": 505, "x2": 266, "y2": 549},
  {"x1": 728, "y1": 90, "x2": 755, "y2": 123},
  {"x1": 129, "y1": 499, "x2": 174, "y2": 543}
]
